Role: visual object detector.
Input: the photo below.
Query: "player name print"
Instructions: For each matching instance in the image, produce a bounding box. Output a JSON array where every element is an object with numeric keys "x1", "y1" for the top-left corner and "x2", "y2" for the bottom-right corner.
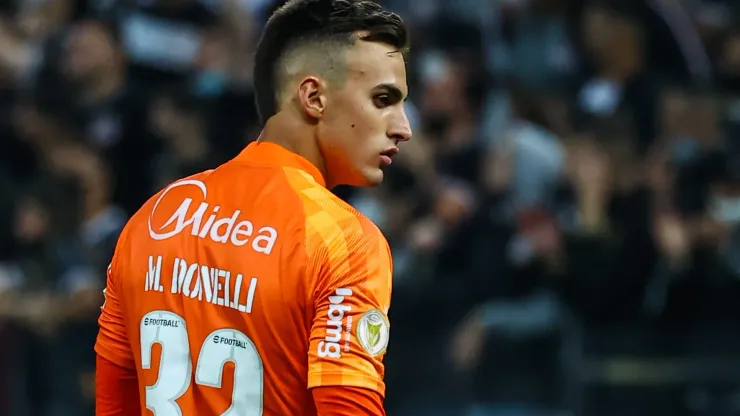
[
  {"x1": 148, "y1": 179, "x2": 279, "y2": 254},
  {"x1": 144, "y1": 255, "x2": 258, "y2": 314}
]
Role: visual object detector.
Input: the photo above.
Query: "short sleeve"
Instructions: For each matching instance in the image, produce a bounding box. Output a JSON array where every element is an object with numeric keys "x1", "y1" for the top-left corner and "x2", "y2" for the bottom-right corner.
[
  {"x1": 95, "y1": 230, "x2": 135, "y2": 369},
  {"x1": 306, "y1": 219, "x2": 393, "y2": 396}
]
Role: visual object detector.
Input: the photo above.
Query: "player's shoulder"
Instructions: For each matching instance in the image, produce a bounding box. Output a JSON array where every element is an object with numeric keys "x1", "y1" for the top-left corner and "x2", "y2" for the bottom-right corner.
[
  {"x1": 293, "y1": 188, "x2": 386, "y2": 261},
  {"x1": 299, "y1": 183, "x2": 379, "y2": 232}
]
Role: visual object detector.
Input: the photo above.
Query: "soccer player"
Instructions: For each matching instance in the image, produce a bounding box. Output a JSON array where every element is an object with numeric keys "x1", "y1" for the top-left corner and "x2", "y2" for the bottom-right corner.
[{"x1": 94, "y1": 0, "x2": 411, "y2": 415}]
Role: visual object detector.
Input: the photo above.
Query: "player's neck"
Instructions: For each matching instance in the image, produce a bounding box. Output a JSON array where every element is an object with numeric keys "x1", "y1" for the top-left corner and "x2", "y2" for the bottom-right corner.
[{"x1": 258, "y1": 113, "x2": 331, "y2": 187}]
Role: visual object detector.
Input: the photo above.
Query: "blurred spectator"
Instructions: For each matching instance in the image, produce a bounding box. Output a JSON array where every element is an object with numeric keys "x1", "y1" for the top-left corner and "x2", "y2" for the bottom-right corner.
[{"x1": 61, "y1": 18, "x2": 160, "y2": 214}]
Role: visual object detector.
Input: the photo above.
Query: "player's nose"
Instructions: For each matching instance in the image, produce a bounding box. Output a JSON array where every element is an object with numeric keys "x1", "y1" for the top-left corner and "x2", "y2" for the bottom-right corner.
[{"x1": 388, "y1": 111, "x2": 412, "y2": 143}]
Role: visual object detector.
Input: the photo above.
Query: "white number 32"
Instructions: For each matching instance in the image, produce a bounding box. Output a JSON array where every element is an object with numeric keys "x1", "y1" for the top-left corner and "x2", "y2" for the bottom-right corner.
[{"x1": 140, "y1": 310, "x2": 264, "y2": 415}]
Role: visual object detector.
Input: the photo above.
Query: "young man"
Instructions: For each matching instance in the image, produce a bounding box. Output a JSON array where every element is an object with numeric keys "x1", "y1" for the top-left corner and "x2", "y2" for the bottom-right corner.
[{"x1": 94, "y1": 0, "x2": 412, "y2": 415}]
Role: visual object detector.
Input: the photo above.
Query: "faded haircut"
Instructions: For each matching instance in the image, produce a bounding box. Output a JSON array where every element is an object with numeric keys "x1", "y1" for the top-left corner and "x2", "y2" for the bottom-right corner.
[{"x1": 253, "y1": 0, "x2": 408, "y2": 125}]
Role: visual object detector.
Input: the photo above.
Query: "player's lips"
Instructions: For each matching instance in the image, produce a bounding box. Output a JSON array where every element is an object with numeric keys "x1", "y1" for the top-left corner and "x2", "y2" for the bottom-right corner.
[{"x1": 379, "y1": 147, "x2": 399, "y2": 166}]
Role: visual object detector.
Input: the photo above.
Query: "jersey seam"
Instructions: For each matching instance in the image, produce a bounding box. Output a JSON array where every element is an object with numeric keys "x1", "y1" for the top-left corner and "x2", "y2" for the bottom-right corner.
[
  {"x1": 275, "y1": 166, "x2": 316, "y2": 315},
  {"x1": 307, "y1": 369, "x2": 383, "y2": 379},
  {"x1": 95, "y1": 341, "x2": 135, "y2": 369},
  {"x1": 307, "y1": 370, "x2": 385, "y2": 395}
]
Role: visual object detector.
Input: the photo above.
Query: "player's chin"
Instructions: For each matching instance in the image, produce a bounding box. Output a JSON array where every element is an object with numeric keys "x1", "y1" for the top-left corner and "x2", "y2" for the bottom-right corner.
[{"x1": 358, "y1": 166, "x2": 385, "y2": 187}]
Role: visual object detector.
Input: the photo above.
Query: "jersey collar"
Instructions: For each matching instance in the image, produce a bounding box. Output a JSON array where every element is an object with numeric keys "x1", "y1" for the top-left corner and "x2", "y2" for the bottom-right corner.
[{"x1": 234, "y1": 141, "x2": 326, "y2": 187}]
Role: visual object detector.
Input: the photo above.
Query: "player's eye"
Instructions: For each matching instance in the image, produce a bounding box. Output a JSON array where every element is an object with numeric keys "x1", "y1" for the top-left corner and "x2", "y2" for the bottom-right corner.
[{"x1": 373, "y1": 94, "x2": 392, "y2": 108}]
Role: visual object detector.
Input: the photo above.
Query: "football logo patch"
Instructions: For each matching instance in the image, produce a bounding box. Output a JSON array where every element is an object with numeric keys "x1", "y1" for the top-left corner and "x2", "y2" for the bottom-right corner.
[{"x1": 356, "y1": 309, "x2": 389, "y2": 356}]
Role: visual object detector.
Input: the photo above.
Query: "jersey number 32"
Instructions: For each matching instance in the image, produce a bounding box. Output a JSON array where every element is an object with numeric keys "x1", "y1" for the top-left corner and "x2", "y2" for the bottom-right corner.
[{"x1": 140, "y1": 310, "x2": 264, "y2": 415}]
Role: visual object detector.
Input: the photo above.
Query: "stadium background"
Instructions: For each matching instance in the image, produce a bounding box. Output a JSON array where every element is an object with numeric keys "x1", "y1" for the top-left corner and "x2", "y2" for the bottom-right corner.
[{"x1": 2, "y1": 0, "x2": 740, "y2": 414}]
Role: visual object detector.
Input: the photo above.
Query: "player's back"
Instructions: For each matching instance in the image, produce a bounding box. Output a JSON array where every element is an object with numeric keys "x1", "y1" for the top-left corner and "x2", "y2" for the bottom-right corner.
[{"x1": 114, "y1": 143, "x2": 332, "y2": 415}]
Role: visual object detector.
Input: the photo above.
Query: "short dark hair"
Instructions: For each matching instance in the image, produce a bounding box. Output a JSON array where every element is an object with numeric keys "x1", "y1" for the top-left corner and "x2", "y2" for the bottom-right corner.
[{"x1": 253, "y1": 0, "x2": 408, "y2": 125}]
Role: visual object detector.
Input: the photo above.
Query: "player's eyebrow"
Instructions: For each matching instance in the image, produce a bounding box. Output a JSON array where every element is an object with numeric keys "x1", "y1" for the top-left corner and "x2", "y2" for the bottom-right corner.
[{"x1": 376, "y1": 83, "x2": 408, "y2": 103}]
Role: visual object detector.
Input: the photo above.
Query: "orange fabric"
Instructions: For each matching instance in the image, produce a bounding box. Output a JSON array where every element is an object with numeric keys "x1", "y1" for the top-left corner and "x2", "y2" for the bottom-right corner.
[
  {"x1": 96, "y1": 354, "x2": 140, "y2": 416},
  {"x1": 95, "y1": 141, "x2": 393, "y2": 415},
  {"x1": 312, "y1": 386, "x2": 386, "y2": 416}
]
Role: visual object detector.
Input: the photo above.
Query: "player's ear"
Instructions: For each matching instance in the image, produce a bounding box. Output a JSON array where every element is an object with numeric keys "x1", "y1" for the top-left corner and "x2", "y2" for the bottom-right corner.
[{"x1": 297, "y1": 76, "x2": 326, "y2": 120}]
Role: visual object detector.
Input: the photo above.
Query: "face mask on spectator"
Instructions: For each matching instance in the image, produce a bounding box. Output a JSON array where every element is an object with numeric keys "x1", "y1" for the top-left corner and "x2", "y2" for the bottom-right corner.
[
  {"x1": 578, "y1": 78, "x2": 622, "y2": 117},
  {"x1": 419, "y1": 50, "x2": 448, "y2": 84},
  {"x1": 711, "y1": 195, "x2": 740, "y2": 224},
  {"x1": 192, "y1": 70, "x2": 228, "y2": 99},
  {"x1": 672, "y1": 137, "x2": 699, "y2": 165}
]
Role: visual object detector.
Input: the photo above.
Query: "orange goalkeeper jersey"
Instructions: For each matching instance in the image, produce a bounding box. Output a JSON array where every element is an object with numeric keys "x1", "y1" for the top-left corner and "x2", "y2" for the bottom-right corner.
[{"x1": 95, "y1": 141, "x2": 393, "y2": 416}]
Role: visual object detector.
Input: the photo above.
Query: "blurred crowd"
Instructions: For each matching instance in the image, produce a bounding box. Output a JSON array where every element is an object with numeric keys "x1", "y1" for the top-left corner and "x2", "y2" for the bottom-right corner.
[{"x1": 3, "y1": 0, "x2": 740, "y2": 415}]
